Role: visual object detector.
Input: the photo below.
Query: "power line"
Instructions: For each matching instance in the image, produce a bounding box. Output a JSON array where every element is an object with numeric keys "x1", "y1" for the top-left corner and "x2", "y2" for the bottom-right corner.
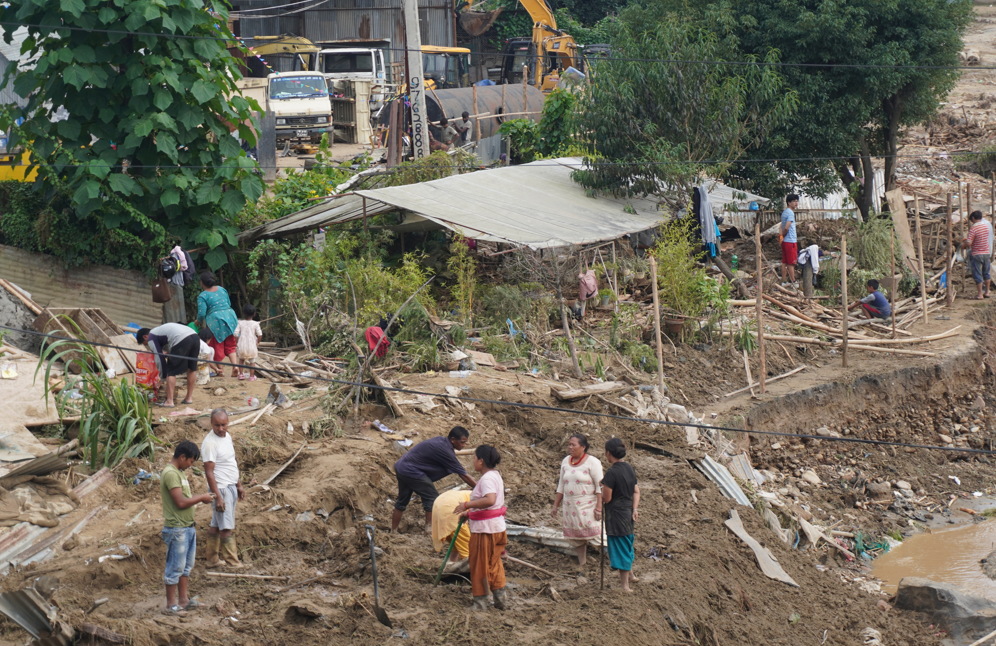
[
  {"x1": 3, "y1": 324, "x2": 992, "y2": 456},
  {"x1": 1, "y1": 22, "x2": 995, "y2": 72}
]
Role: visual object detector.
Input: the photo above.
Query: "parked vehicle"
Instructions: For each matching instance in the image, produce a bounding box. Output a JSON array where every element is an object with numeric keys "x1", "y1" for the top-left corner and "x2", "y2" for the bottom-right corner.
[{"x1": 235, "y1": 72, "x2": 333, "y2": 144}]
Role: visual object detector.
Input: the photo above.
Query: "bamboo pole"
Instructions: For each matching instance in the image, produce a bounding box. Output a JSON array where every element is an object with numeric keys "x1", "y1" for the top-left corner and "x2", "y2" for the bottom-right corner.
[
  {"x1": 947, "y1": 192, "x2": 954, "y2": 308},
  {"x1": 915, "y1": 195, "x2": 928, "y2": 325},
  {"x1": 723, "y1": 365, "x2": 806, "y2": 398},
  {"x1": 890, "y1": 226, "x2": 897, "y2": 339},
  {"x1": 472, "y1": 84, "x2": 480, "y2": 143},
  {"x1": 649, "y1": 257, "x2": 665, "y2": 394},
  {"x1": 841, "y1": 234, "x2": 848, "y2": 368},
  {"x1": 755, "y1": 223, "x2": 765, "y2": 394}
]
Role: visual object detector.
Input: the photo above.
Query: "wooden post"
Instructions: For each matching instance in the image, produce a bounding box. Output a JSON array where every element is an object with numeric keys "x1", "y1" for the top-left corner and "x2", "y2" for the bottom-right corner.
[
  {"x1": 501, "y1": 82, "x2": 506, "y2": 117},
  {"x1": 802, "y1": 262, "x2": 814, "y2": 299},
  {"x1": 890, "y1": 226, "x2": 897, "y2": 339},
  {"x1": 611, "y1": 241, "x2": 618, "y2": 311},
  {"x1": 472, "y1": 84, "x2": 480, "y2": 143},
  {"x1": 649, "y1": 257, "x2": 665, "y2": 394},
  {"x1": 841, "y1": 234, "x2": 848, "y2": 369},
  {"x1": 754, "y1": 223, "x2": 766, "y2": 394},
  {"x1": 991, "y1": 176, "x2": 995, "y2": 262},
  {"x1": 947, "y1": 192, "x2": 954, "y2": 308},
  {"x1": 522, "y1": 65, "x2": 529, "y2": 112},
  {"x1": 915, "y1": 195, "x2": 928, "y2": 325}
]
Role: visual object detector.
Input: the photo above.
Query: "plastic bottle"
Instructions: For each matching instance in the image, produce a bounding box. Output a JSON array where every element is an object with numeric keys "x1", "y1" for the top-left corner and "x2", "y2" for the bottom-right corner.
[
  {"x1": 449, "y1": 370, "x2": 472, "y2": 378},
  {"x1": 731, "y1": 255, "x2": 739, "y2": 271},
  {"x1": 247, "y1": 396, "x2": 260, "y2": 407}
]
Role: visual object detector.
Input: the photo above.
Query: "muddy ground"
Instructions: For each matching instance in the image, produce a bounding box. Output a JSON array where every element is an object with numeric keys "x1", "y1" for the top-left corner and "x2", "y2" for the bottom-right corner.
[{"x1": 5, "y1": 307, "x2": 996, "y2": 645}]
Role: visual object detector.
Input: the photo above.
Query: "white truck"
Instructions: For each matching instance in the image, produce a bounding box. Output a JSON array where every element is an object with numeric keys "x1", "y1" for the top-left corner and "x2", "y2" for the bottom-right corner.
[
  {"x1": 236, "y1": 71, "x2": 333, "y2": 144},
  {"x1": 319, "y1": 47, "x2": 390, "y2": 110}
]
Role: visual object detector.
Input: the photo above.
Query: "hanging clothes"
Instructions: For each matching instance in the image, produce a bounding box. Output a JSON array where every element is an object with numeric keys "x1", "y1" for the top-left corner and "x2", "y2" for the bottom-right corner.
[
  {"x1": 797, "y1": 244, "x2": 822, "y2": 274},
  {"x1": 696, "y1": 186, "x2": 718, "y2": 258}
]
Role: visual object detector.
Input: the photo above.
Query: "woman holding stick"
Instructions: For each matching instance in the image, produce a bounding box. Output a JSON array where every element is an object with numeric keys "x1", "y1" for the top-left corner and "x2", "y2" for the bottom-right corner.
[
  {"x1": 552, "y1": 433, "x2": 603, "y2": 570},
  {"x1": 454, "y1": 445, "x2": 507, "y2": 611},
  {"x1": 601, "y1": 438, "x2": 640, "y2": 592}
]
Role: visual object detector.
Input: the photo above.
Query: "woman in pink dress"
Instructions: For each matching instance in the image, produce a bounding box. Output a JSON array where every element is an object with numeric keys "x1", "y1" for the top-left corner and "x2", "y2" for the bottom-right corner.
[{"x1": 551, "y1": 433, "x2": 603, "y2": 568}]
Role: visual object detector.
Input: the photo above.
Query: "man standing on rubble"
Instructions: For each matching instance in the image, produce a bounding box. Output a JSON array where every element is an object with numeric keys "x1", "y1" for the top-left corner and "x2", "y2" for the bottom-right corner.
[
  {"x1": 391, "y1": 426, "x2": 477, "y2": 533},
  {"x1": 201, "y1": 409, "x2": 245, "y2": 568},
  {"x1": 963, "y1": 210, "x2": 992, "y2": 299}
]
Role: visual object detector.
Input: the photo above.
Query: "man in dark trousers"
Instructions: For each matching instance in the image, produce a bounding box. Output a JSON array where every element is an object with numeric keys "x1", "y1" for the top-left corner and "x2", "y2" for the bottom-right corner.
[{"x1": 391, "y1": 426, "x2": 477, "y2": 533}]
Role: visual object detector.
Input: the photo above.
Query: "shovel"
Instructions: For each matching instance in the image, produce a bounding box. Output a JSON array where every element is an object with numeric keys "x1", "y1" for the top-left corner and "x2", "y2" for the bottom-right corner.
[{"x1": 364, "y1": 524, "x2": 392, "y2": 628}]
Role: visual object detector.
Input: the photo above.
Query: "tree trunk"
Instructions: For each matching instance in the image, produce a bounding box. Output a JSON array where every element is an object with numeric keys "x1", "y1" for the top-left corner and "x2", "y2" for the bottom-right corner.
[
  {"x1": 859, "y1": 137, "x2": 876, "y2": 222},
  {"x1": 881, "y1": 94, "x2": 904, "y2": 194},
  {"x1": 838, "y1": 154, "x2": 872, "y2": 223}
]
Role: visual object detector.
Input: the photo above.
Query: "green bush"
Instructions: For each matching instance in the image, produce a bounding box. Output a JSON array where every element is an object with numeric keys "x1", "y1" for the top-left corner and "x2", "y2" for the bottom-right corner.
[{"x1": 0, "y1": 182, "x2": 161, "y2": 271}]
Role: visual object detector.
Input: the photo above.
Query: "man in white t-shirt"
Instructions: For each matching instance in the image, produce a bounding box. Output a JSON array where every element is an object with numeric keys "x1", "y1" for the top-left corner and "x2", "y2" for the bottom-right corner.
[{"x1": 201, "y1": 409, "x2": 245, "y2": 568}]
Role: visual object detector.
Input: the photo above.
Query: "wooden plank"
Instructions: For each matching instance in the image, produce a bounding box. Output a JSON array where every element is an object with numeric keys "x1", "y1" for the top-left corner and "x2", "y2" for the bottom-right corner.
[
  {"x1": 466, "y1": 349, "x2": 496, "y2": 367},
  {"x1": 96, "y1": 345, "x2": 130, "y2": 375},
  {"x1": 108, "y1": 334, "x2": 143, "y2": 373},
  {"x1": 550, "y1": 381, "x2": 631, "y2": 402},
  {"x1": 886, "y1": 189, "x2": 918, "y2": 271},
  {"x1": 724, "y1": 509, "x2": 799, "y2": 587}
]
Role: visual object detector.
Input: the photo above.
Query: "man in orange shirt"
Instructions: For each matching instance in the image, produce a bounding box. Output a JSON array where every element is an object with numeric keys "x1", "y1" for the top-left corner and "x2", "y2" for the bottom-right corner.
[{"x1": 963, "y1": 211, "x2": 993, "y2": 300}]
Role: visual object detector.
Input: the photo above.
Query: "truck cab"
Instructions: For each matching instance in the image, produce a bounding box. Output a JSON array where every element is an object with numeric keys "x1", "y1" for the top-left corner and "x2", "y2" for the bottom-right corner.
[
  {"x1": 319, "y1": 47, "x2": 388, "y2": 109},
  {"x1": 421, "y1": 46, "x2": 471, "y2": 90},
  {"x1": 236, "y1": 72, "x2": 333, "y2": 144}
]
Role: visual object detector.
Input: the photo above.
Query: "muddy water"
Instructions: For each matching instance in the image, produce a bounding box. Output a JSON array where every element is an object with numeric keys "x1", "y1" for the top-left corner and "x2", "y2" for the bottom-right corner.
[{"x1": 873, "y1": 520, "x2": 996, "y2": 598}]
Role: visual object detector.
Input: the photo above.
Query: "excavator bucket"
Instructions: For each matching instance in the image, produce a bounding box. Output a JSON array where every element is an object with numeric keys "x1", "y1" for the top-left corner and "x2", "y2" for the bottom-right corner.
[{"x1": 459, "y1": 7, "x2": 504, "y2": 37}]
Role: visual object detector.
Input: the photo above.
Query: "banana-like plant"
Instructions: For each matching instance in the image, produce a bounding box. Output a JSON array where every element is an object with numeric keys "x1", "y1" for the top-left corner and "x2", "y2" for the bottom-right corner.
[{"x1": 34, "y1": 316, "x2": 157, "y2": 468}]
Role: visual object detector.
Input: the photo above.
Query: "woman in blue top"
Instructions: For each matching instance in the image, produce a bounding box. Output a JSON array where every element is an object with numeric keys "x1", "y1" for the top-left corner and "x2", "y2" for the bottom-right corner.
[{"x1": 196, "y1": 271, "x2": 240, "y2": 377}]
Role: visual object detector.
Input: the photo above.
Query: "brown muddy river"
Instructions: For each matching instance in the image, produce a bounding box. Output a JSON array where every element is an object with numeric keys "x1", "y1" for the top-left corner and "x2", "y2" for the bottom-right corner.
[{"x1": 873, "y1": 519, "x2": 996, "y2": 599}]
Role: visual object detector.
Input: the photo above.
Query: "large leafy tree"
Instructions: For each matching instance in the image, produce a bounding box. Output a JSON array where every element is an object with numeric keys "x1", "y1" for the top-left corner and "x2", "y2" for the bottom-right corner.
[
  {"x1": 691, "y1": 0, "x2": 971, "y2": 219},
  {"x1": 0, "y1": 0, "x2": 263, "y2": 269},
  {"x1": 571, "y1": 18, "x2": 796, "y2": 210}
]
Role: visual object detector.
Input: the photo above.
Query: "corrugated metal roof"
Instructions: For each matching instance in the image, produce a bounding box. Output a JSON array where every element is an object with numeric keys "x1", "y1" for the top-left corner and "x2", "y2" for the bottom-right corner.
[
  {"x1": 0, "y1": 588, "x2": 57, "y2": 639},
  {"x1": 0, "y1": 245, "x2": 162, "y2": 328},
  {"x1": 0, "y1": 454, "x2": 68, "y2": 485},
  {"x1": 693, "y1": 454, "x2": 752, "y2": 507},
  {"x1": 241, "y1": 157, "x2": 668, "y2": 247}
]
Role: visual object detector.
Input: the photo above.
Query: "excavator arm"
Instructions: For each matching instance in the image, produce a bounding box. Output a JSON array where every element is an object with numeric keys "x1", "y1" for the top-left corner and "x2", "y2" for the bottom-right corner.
[{"x1": 516, "y1": 0, "x2": 557, "y2": 31}]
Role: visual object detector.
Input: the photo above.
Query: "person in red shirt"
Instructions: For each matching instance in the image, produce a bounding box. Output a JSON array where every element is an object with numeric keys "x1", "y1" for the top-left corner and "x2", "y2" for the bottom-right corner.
[{"x1": 962, "y1": 211, "x2": 993, "y2": 300}]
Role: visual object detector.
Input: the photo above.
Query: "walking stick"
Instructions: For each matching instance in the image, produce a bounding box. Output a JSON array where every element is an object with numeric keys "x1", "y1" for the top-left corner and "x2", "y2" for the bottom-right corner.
[
  {"x1": 434, "y1": 517, "x2": 466, "y2": 586},
  {"x1": 600, "y1": 508, "x2": 605, "y2": 590}
]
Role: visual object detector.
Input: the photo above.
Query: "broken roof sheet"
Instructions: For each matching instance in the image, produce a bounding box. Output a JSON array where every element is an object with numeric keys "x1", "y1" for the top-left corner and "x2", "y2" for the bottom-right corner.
[{"x1": 241, "y1": 158, "x2": 666, "y2": 248}]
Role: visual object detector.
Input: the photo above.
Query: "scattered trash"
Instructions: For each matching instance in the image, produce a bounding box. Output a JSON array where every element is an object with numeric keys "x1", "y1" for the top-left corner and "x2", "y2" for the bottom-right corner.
[
  {"x1": 247, "y1": 396, "x2": 260, "y2": 407},
  {"x1": 0, "y1": 362, "x2": 17, "y2": 379},
  {"x1": 974, "y1": 492, "x2": 983, "y2": 497},
  {"x1": 449, "y1": 370, "x2": 472, "y2": 378},
  {"x1": 131, "y1": 470, "x2": 157, "y2": 485},
  {"x1": 860, "y1": 627, "x2": 883, "y2": 645},
  {"x1": 296, "y1": 511, "x2": 314, "y2": 522},
  {"x1": 97, "y1": 544, "x2": 133, "y2": 563},
  {"x1": 266, "y1": 384, "x2": 291, "y2": 409},
  {"x1": 300, "y1": 371, "x2": 316, "y2": 378},
  {"x1": 372, "y1": 420, "x2": 393, "y2": 434},
  {"x1": 949, "y1": 476, "x2": 962, "y2": 485}
]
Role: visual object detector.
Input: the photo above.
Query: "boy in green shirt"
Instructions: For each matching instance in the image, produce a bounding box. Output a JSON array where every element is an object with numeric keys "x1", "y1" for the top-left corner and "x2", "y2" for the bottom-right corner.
[{"x1": 160, "y1": 441, "x2": 215, "y2": 616}]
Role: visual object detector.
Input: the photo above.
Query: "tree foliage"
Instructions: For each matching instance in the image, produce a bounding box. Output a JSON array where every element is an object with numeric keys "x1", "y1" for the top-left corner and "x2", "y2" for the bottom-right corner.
[
  {"x1": 0, "y1": 0, "x2": 264, "y2": 269},
  {"x1": 664, "y1": 0, "x2": 972, "y2": 218},
  {"x1": 571, "y1": 19, "x2": 796, "y2": 210}
]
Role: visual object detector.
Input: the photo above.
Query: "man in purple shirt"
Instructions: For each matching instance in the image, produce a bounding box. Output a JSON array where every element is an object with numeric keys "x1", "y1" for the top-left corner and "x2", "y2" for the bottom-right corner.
[{"x1": 391, "y1": 426, "x2": 477, "y2": 533}]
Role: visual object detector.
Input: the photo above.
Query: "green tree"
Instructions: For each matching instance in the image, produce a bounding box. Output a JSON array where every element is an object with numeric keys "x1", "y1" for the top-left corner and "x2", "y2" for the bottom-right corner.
[
  {"x1": 692, "y1": 0, "x2": 971, "y2": 219},
  {"x1": 0, "y1": 0, "x2": 264, "y2": 269},
  {"x1": 571, "y1": 19, "x2": 796, "y2": 210}
]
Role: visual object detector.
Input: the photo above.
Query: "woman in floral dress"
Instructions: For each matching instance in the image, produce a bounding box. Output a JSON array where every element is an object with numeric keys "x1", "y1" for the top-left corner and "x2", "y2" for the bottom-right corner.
[{"x1": 551, "y1": 433, "x2": 603, "y2": 568}]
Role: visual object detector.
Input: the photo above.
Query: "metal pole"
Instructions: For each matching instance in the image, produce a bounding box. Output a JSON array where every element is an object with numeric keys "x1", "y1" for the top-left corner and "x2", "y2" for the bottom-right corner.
[
  {"x1": 473, "y1": 84, "x2": 480, "y2": 143},
  {"x1": 649, "y1": 257, "x2": 665, "y2": 395},
  {"x1": 841, "y1": 234, "x2": 848, "y2": 369},
  {"x1": 915, "y1": 195, "x2": 928, "y2": 326},
  {"x1": 754, "y1": 223, "x2": 765, "y2": 394}
]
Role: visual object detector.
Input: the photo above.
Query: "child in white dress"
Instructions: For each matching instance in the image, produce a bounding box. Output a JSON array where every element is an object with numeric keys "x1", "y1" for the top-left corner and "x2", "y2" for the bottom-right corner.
[{"x1": 235, "y1": 304, "x2": 263, "y2": 381}]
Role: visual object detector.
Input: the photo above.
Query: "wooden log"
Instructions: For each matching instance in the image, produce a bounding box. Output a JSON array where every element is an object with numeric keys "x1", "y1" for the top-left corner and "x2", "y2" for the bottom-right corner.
[
  {"x1": 761, "y1": 293, "x2": 820, "y2": 325},
  {"x1": 915, "y1": 197, "x2": 929, "y2": 328},
  {"x1": 551, "y1": 381, "x2": 631, "y2": 402},
  {"x1": 649, "y1": 257, "x2": 665, "y2": 394},
  {"x1": 248, "y1": 403, "x2": 274, "y2": 427},
  {"x1": 841, "y1": 234, "x2": 848, "y2": 368},
  {"x1": 506, "y1": 554, "x2": 558, "y2": 578},
  {"x1": 0, "y1": 278, "x2": 41, "y2": 314},
  {"x1": 723, "y1": 365, "x2": 806, "y2": 397},
  {"x1": 755, "y1": 223, "x2": 766, "y2": 394},
  {"x1": 742, "y1": 348, "x2": 755, "y2": 397},
  {"x1": 947, "y1": 192, "x2": 954, "y2": 308}
]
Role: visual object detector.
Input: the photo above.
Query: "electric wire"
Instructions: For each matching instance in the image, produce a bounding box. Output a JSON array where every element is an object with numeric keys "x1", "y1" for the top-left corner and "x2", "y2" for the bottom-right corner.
[
  {"x1": 1, "y1": 22, "x2": 995, "y2": 72},
  {"x1": 3, "y1": 324, "x2": 993, "y2": 456}
]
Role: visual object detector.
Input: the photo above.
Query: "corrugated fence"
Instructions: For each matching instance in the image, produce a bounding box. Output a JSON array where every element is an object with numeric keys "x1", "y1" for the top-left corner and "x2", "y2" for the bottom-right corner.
[{"x1": 0, "y1": 245, "x2": 163, "y2": 328}]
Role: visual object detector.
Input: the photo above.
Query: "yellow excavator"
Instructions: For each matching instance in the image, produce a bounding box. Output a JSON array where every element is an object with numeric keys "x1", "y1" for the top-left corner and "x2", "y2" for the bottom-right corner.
[{"x1": 497, "y1": 0, "x2": 583, "y2": 93}]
